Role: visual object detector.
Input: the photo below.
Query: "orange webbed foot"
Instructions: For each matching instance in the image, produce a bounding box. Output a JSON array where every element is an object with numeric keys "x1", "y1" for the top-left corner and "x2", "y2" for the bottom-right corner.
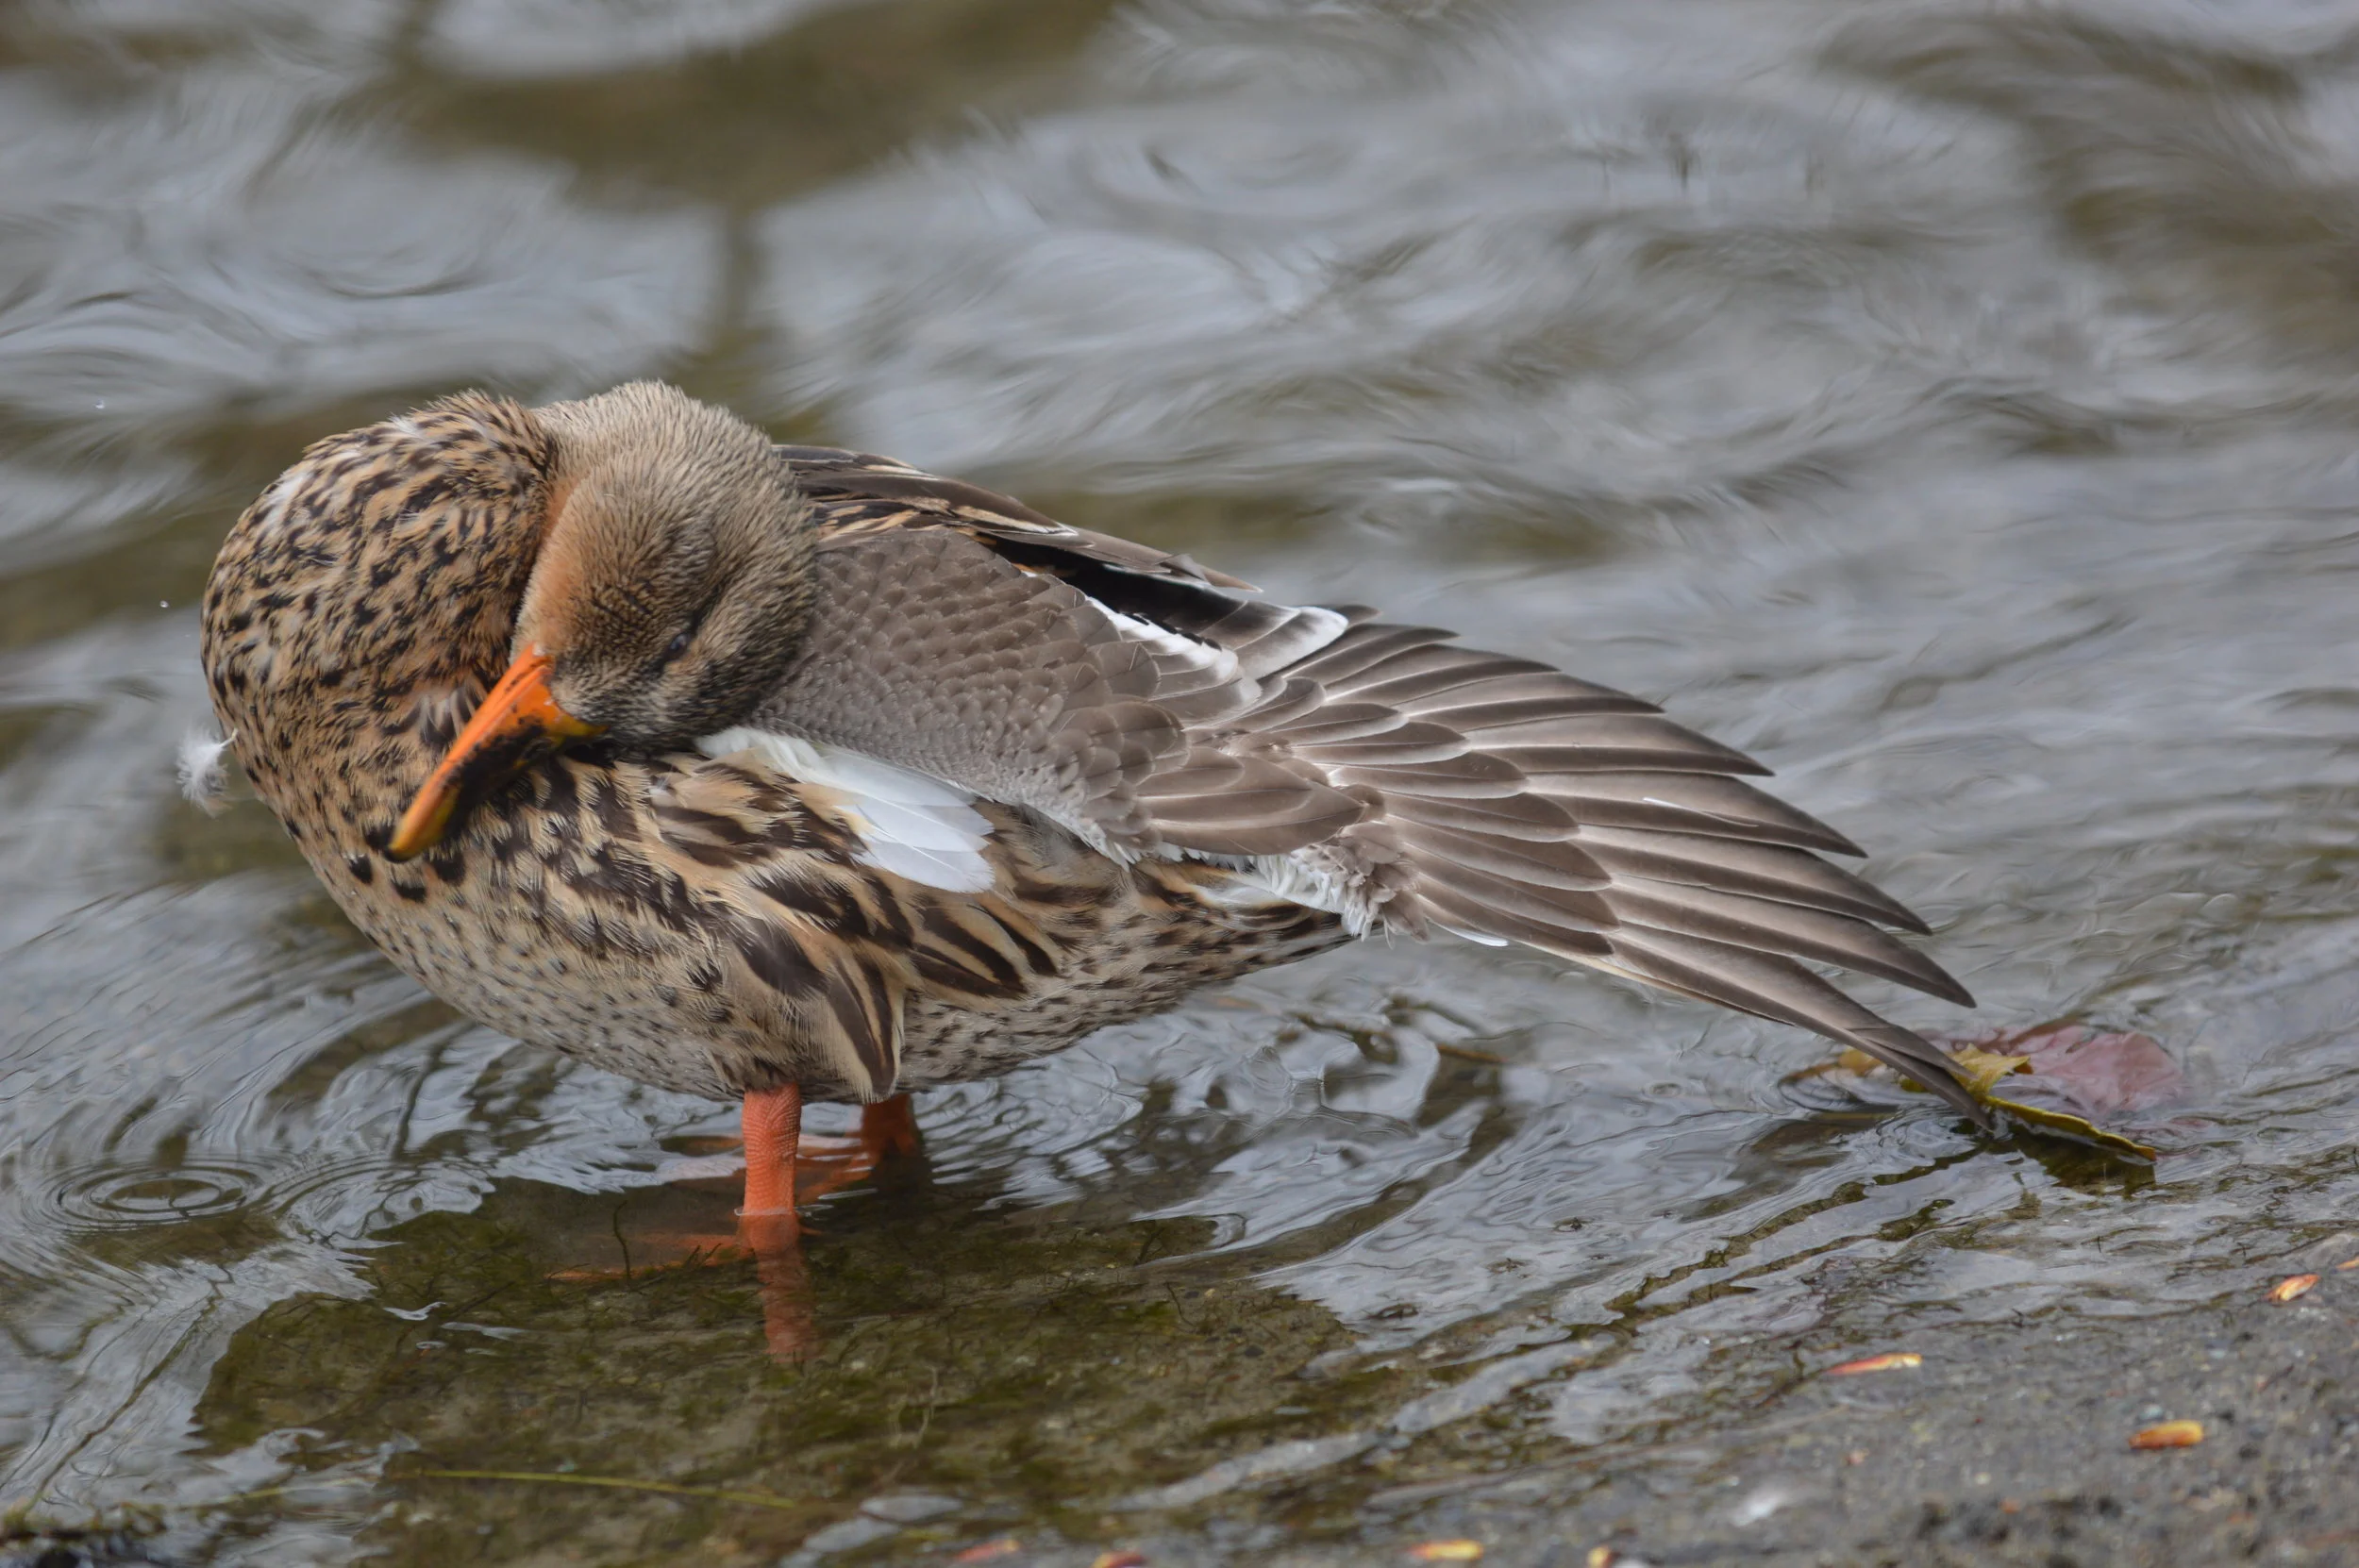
[{"x1": 546, "y1": 1088, "x2": 920, "y2": 1360}]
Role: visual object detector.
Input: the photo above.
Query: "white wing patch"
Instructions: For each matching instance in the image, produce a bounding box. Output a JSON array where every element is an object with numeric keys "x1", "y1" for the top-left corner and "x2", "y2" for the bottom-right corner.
[
  {"x1": 1098, "y1": 606, "x2": 1243, "y2": 690},
  {"x1": 697, "y1": 726, "x2": 996, "y2": 893},
  {"x1": 1090, "y1": 598, "x2": 1350, "y2": 734}
]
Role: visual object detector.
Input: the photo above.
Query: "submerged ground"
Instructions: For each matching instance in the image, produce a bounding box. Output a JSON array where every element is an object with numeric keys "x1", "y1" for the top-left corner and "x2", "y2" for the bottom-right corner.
[{"x1": 2, "y1": 0, "x2": 2356, "y2": 1563}]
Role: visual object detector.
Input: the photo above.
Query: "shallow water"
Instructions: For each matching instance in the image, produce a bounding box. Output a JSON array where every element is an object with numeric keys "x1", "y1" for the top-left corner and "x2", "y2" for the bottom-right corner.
[{"x1": 2, "y1": 0, "x2": 2356, "y2": 1562}]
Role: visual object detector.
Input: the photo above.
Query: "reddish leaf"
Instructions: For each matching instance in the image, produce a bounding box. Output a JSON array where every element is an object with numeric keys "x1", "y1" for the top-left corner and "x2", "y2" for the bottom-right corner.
[
  {"x1": 1945, "y1": 1024, "x2": 2182, "y2": 1111},
  {"x1": 2130, "y1": 1420, "x2": 2204, "y2": 1449},
  {"x1": 1932, "y1": 1023, "x2": 2184, "y2": 1158},
  {"x1": 2269, "y1": 1275, "x2": 2319, "y2": 1303}
]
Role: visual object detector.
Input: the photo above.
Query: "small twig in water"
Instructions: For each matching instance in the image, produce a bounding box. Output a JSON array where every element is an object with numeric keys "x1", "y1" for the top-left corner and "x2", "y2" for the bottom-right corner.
[
  {"x1": 1433, "y1": 1042, "x2": 1508, "y2": 1065},
  {"x1": 406, "y1": 1468, "x2": 804, "y2": 1511}
]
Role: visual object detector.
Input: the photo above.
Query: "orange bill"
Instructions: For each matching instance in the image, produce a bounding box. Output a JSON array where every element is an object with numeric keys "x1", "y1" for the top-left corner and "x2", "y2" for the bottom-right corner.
[{"x1": 386, "y1": 647, "x2": 602, "y2": 861}]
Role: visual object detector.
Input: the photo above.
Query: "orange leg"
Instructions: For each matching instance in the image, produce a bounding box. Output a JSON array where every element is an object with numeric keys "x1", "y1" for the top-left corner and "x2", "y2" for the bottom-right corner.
[
  {"x1": 738, "y1": 1082, "x2": 805, "y2": 1220},
  {"x1": 735, "y1": 1085, "x2": 818, "y2": 1359},
  {"x1": 733, "y1": 1086, "x2": 920, "y2": 1361},
  {"x1": 738, "y1": 1087, "x2": 922, "y2": 1220},
  {"x1": 859, "y1": 1092, "x2": 923, "y2": 1159}
]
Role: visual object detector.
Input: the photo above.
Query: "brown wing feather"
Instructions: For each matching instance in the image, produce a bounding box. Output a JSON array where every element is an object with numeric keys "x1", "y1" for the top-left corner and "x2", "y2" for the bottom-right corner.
[
  {"x1": 1255, "y1": 622, "x2": 1983, "y2": 1120},
  {"x1": 759, "y1": 449, "x2": 1983, "y2": 1121}
]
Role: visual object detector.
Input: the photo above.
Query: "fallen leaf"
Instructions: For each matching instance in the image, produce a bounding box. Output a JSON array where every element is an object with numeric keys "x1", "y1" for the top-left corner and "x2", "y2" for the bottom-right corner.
[
  {"x1": 1585, "y1": 1550, "x2": 1617, "y2": 1568},
  {"x1": 1844, "y1": 1450, "x2": 1868, "y2": 1466},
  {"x1": 2340, "y1": 1259, "x2": 2359, "y2": 1272},
  {"x1": 2268, "y1": 1275, "x2": 2319, "y2": 1303},
  {"x1": 2130, "y1": 1420, "x2": 2204, "y2": 1450},
  {"x1": 1947, "y1": 1046, "x2": 2034, "y2": 1094},
  {"x1": 952, "y1": 1542, "x2": 1023, "y2": 1564},
  {"x1": 1409, "y1": 1543, "x2": 1483, "y2": 1562},
  {"x1": 1825, "y1": 1352, "x2": 1921, "y2": 1376},
  {"x1": 1995, "y1": 1025, "x2": 2182, "y2": 1106},
  {"x1": 1978, "y1": 1090, "x2": 2160, "y2": 1160},
  {"x1": 1946, "y1": 1025, "x2": 2181, "y2": 1159},
  {"x1": 1810, "y1": 1025, "x2": 2181, "y2": 1159},
  {"x1": 1090, "y1": 1554, "x2": 1147, "y2": 1568}
]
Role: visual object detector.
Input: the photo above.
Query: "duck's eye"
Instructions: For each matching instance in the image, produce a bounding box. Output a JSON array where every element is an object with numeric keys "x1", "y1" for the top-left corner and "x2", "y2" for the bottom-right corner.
[{"x1": 661, "y1": 630, "x2": 694, "y2": 663}]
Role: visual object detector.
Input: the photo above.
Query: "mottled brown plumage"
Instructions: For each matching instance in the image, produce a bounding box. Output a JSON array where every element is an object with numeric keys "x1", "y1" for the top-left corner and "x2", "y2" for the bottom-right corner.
[{"x1": 200, "y1": 381, "x2": 1984, "y2": 1210}]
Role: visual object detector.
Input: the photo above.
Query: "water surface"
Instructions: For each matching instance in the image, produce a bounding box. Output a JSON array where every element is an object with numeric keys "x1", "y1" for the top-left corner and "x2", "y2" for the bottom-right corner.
[{"x1": 3, "y1": 0, "x2": 2356, "y2": 1562}]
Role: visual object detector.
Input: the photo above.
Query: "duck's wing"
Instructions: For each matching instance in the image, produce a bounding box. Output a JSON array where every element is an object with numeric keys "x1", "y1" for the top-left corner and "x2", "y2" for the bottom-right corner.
[{"x1": 755, "y1": 446, "x2": 1982, "y2": 1119}]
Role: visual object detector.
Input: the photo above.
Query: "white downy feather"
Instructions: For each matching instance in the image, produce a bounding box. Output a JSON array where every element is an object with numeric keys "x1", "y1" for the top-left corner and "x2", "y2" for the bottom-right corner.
[
  {"x1": 177, "y1": 727, "x2": 236, "y2": 816},
  {"x1": 1193, "y1": 850, "x2": 1376, "y2": 932},
  {"x1": 1196, "y1": 849, "x2": 1506, "y2": 946}
]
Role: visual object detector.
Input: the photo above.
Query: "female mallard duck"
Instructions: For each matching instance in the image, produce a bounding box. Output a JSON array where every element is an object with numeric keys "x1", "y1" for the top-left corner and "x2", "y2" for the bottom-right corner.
[{"x1": 201, "y1": 381, "x2": 1982, "y2": 1230}]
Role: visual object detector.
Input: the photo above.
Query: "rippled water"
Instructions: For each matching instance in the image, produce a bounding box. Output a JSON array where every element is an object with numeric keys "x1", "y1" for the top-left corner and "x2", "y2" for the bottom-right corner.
[{"x1": 4, "y1": 0, "x2": 2357, "y2": 1562}]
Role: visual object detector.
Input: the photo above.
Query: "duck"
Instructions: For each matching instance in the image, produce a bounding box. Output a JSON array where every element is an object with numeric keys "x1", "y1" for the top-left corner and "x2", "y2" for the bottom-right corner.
[{"x1": 200, "y1": 380, "x2": 1983, "y2": 1240}]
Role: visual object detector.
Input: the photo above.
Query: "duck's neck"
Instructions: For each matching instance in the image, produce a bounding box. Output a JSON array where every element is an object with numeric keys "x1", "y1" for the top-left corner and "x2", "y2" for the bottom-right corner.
[{"x1": 201, "y1": 392, "x2": 560, "y2": 855}]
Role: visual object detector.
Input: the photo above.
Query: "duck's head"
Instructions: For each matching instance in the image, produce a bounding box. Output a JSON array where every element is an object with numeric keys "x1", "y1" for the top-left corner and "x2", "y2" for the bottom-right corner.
[{"x1": 387, "y1": 382, "x2": 813, "y2": 861}]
